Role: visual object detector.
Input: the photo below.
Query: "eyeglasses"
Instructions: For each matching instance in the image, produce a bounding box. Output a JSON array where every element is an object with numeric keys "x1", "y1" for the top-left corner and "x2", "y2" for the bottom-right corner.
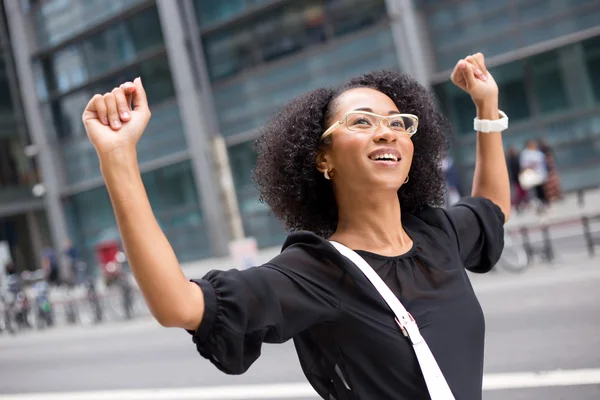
[{"x1": 321, "y1": 111, "x2": 419, "y2": 141}]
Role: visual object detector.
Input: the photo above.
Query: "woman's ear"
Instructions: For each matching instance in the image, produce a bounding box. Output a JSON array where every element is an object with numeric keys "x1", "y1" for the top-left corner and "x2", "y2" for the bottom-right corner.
[{"x1": 316, "y1": 151, "x2": 330, "y2": 174}]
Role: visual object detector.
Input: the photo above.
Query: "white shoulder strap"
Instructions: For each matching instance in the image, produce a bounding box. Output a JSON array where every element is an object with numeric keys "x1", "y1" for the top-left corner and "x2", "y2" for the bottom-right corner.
[{"x1": 330, "y1": 241, "x2": 455, "y2": 400}]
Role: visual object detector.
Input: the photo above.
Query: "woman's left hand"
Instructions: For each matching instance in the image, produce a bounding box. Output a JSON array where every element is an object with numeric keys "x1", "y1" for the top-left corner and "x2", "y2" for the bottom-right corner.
[{"x1": 450, "y1": 53, "x2": 498, "y2": 108}]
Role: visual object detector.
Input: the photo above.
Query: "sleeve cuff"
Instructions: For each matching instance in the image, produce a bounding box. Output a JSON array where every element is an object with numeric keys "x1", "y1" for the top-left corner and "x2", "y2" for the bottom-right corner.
[{"x1": 186, "y1": 279, "x2": 217, "y2": 345}]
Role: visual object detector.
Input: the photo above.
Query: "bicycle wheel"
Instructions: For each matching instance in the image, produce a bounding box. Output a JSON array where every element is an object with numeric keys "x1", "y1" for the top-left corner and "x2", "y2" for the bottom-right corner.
[{"x1": 498, "y1": 244, "x2": 530, "y2": 273}]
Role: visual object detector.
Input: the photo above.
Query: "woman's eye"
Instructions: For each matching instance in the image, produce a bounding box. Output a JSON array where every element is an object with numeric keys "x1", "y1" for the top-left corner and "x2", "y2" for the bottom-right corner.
[{"x1": 352, "y1": 118, "x2": 372, "y2": 126}]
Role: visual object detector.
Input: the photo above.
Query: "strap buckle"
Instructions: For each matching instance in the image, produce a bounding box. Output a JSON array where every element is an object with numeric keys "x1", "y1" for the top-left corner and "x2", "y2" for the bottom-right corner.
[
  {"x1": 395, "y1": 313, "x2": 424, "y2": 345},
  {"x1": 395, "y1": 313, "x2": 415, "y2": 338}
]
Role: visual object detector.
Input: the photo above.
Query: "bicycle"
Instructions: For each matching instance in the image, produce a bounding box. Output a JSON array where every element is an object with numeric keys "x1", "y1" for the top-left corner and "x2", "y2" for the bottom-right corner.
[{"x1": 496, "y1": 232, "x2": 531, "y2": 273}]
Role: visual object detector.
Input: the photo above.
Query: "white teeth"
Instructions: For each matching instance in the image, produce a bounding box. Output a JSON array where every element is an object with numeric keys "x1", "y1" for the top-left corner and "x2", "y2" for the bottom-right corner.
[{"x1": 371, "y1": 153, "x2": 398, "y2": 161}]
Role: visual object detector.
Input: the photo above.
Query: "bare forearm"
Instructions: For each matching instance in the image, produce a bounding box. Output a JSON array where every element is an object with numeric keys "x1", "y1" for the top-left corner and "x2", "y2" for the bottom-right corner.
[
  {"x1": 99, "y1": 148, "x2": 204, "y2": 329},
  {"x1": 471, "y1": 102, "x2": 511, "y2": 221}
]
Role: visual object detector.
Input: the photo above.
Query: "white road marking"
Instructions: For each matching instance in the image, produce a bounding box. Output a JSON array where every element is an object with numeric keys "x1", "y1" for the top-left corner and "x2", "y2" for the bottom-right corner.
[
  {"x1": 482, "y1": 368, "x2": 600, "y2": 390},
  {"x1": 2, "y1": 368, "x2": 600, "y2": 399}
]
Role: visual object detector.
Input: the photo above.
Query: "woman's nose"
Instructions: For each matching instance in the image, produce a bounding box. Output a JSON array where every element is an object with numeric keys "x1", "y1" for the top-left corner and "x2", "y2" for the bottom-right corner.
[{"x1": 372, "y1": 123, "x2": 397, "y2": 142}]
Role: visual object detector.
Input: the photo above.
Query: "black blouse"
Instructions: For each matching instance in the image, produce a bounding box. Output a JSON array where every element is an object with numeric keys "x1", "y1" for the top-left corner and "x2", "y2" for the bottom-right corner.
[{"x1": 187, "y1": 197, "x2": 505, "y2": 400}]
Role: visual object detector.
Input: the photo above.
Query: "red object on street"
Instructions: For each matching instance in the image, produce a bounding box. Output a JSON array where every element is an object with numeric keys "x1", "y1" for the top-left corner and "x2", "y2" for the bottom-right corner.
[{"x1": 95, "y1": 240, "x2": 121, "y2": 265}]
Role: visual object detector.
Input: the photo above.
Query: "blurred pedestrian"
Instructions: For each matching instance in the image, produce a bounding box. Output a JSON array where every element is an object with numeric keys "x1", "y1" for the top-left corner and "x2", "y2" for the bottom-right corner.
[
  {"x1": 519, "y1": 139, "x2": 548, "y2": 213},
  {"x1": 506, "y1": 146, "x2": 527, "y2": 212},
  {"x1": 441, "y1": 153, "x2": 462, "y2": 206},
  {"x1": 64, "y1": 239, "x2": 82, "y2": 284},
  {"x1": 40, "y1": 244, "x2": 60, "y2": 287},
  {"x1": 82, "y1": 53, "x2": 511, "y2": 399},
  {"x1": 538, "y1": 138, "x2": 562, "y2": 203}
]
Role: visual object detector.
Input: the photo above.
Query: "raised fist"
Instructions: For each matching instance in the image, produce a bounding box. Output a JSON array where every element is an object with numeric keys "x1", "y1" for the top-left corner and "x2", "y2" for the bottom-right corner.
[
  {"x1": 450, "y1": 53, "x2": 498, "y2": 108},
  {"x1": 82, "y1": 77, "x2": 151, "y2": 156}
]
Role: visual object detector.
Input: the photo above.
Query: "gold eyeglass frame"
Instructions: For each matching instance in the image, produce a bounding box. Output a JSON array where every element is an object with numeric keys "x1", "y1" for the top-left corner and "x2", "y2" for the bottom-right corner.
[{"x1": 320, "y1": 111, "x2": 419, "y2": 141}]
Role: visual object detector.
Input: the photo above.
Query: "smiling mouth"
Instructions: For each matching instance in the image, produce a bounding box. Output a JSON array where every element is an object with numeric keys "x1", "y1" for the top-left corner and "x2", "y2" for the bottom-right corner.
[{"x1": 368, "y1": 153, "x2": 400, "y2": 163}]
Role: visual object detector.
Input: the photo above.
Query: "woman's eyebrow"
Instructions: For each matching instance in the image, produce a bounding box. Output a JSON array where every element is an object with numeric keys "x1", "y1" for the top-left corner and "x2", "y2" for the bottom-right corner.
[{"x1": 353, "y1": 107, "x2": 400, "y2": 115}]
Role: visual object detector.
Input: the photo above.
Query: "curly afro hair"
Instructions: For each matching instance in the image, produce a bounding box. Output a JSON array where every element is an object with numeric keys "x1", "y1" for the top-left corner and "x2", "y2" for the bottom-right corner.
[{"x1": 253, "y1": 70, "x2": 450, "y2": 238}]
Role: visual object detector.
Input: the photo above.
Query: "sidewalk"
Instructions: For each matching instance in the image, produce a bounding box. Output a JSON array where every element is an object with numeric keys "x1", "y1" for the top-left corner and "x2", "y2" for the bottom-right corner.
[{"x1": 505, "y1": 188, "x2": 600, "y2": 231}]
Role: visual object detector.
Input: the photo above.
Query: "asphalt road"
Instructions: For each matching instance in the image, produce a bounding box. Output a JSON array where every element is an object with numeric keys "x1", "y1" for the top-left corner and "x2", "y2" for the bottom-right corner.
[{"x1": 1, "y1": 255, "x2": 599, "y2": 400}]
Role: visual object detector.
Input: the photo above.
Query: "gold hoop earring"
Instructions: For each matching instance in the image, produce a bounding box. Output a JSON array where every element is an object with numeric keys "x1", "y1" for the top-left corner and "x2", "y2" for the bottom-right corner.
[
  {"x1": 324, "y1": 169, "x2": 331, "y2": 180},
  {"x1": 404, "y1": 176, "x2": 409, "y2": 184}
]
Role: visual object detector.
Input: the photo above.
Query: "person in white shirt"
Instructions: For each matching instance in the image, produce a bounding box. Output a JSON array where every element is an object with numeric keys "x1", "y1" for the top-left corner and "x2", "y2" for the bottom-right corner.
[{"x1": 519, "y1": 139, "x2": 548, "y2": 210}]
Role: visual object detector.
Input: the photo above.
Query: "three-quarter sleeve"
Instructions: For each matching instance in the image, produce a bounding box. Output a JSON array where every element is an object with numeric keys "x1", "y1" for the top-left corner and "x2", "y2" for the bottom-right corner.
[
  {"x1": 186, "y1": 246, "x2": 340, "y2": 375},
  {"x1": 443, "y1": 196, "x2": 505, "y2": 273}
]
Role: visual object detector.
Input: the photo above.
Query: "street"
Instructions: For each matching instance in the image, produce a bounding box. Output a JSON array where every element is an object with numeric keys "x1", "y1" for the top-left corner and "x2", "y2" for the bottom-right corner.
[{"x1": 1, "y1": 254, "x2": 599, "y2": 399}]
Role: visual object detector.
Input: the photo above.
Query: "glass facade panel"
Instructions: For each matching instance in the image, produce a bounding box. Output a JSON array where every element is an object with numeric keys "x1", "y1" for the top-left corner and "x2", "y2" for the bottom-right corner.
[
  {"x1": 63, "y1": 185, "x2": 118, "y2": 266},
  {"x1": 326, "y1": 0, "x2": 387, "y2": 37},
  {"x1": 435, "y1": 60, "x2": 530, "y2": 136},
  {"x1": 530, "y1": 52, "x2": 570, "y2": 114},
  {"x1": 203, "y1": 0, "x2": 387, "y2": 82},
  {"x1": 65, "y1": 161, "x2": 209, "y2": 266},
  {"x1": 0, "y1": 52, "x2": 34, "y2": 203},
  {"x1": 228, "y1": 141, "x2": 286, "y2": 247},
  {"x1": 52, "y1": 55, "x2": 175, "y2": 141},
  {"x1": 60, "y1": 100, "x2": 186, "y2": 185},
  {"x1": 142, "y1": 161, "x2": 211, "y2": 261},
  {"x1": 46, "y1": 7, "x2": 163, "y2": 95},
  {"x1": 194, "y1": 0, "x2": 247, "y2": 26},
  {"x1": 425, "y1": 0, "x2": 600, "y2": 72},
  {"x1": 31, "y1": 0, "x2": 148, "y2": 48},
  {"x1": 0, "y1": 137, "x2": 34, "y2": 201},
  {"x1": 50, "y1": 56, "x2": 185, "y2": 185},
  {"x1": 214, "y1": 24, "x2": 399, "y2": 136},
  {"x1": 0, "y1": 57, "x2": 14, "y2": 112},
  {"x1": 438, "y1": 39, "x2": 600, "y2": 193},
  {"x1": 583, "y1": 36, "x2": 600, "y2": 103},
  {"x1": 202, "y1": 26, "x2": 257, "y2": 81},
  {"x1": 256, "y1": 2, "x2": 326, "y2": 62}
]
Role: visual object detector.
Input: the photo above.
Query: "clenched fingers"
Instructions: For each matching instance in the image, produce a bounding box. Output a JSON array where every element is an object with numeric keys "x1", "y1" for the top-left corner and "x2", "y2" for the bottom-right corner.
[
  {"x1": 465, "y1": 54, "x2": 487, "y2": 82},
  {"x1": 103, "y1": 92, "x2": 121, "y2": 130},
  {"x1": 112, "y1": 87, "x2": 132, "y2": 123},
  {"x1": 86, "y1": 94, "x2": 109, "y2": 125},
  {"x1": 459, "y1": 60, "x2": 477, "y2": 90}
]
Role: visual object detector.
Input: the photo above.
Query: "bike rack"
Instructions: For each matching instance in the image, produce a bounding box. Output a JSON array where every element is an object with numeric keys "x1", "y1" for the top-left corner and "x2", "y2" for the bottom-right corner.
[
  {"x1": 582, "y1": 214, "x2": 600, "y2": 257},
  {"x1": 520, "y1": 225, "x2": 555, "y2": 263}
]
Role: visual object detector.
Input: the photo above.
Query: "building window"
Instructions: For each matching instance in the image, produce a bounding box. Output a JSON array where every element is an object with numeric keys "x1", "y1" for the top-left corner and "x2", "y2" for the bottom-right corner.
[
  {"x1": 203, "y1": 26, "x2": 257, "y2": 81},
  {"x1": 529, "y1": 51, "x2": 570, "y2": 114},
  {"x1": 434, "y1": 60, "x2": 530, "y2": 135},
  {"x1": 32, "y1": 0, "x2": 148, "y2": 47},
  {"x1": 203, "y1": 0, "x2": 388, "y2": 82},
  {"x1": 228, "y1": 141, "x2": 286, "y2": 247},
  {"x1": 213, "y1": 24, "x2": 398, "y2": 137},
  {"x1": 141, "y1": 161, "x2": 211, "y2": 261},
  {"x1": 40, "y1": 6, "x2": 163, "y2": 96},
  {"x1": 194, "y1": 0, "x2": 247, "y2": 25},
  {"x1": 583, "y1": 35, "x2": 600, "y2": 104},
  {"x1": 51, "y1": 55, "x2": 175, "y2": 141},
  {"x1": 66, "y1": 161, "x2": 210, "y2": 264},
  {"x1": 255, "y1": 2, "x2": 326, "y2": 62}
]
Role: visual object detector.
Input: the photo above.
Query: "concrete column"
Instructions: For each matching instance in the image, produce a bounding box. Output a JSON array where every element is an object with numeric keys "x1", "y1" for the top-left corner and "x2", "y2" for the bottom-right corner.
[
  {"x1": 155, "y1": 0, "x2": 231, "y2": 256},
  {"x1": 178, "y1": 0, "x2": 246, "y2": 242},
  {"x1": 384, "y1": 0, "x2": 431, "y2": 87},
  {"x1": 26, "y1": 211, "x2": 44, "y2": 268},
  {"x1": 4, "y1": 1, "x2": 71, "y2": 279}
]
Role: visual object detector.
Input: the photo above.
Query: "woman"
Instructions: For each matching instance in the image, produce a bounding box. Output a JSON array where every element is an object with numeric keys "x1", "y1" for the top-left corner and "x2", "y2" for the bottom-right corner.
[
  {"x1": 519, "y1": 139, "x2": 549, "y2": 212},
  {"x1": 82, "y1": 53, "x2": 510, "y2": 399},
  {"x1": 506, "y1": 145, "x2": 528, "y2": 212}
]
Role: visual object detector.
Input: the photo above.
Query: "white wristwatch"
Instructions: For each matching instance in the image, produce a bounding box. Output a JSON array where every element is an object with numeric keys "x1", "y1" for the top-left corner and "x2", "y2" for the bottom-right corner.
[{"x1": 473, "y1": 110, "x2": 509, "y2": 133}]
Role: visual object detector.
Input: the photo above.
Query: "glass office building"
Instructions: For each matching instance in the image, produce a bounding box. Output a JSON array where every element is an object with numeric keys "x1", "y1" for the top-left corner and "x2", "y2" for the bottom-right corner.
[{"x1": 0, "y1": 0, "x2": 598, "y2": 269}]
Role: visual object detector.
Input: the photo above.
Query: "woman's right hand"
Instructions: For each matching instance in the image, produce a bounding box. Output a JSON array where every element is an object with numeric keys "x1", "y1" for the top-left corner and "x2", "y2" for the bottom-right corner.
[{"x1": 82, "y1": 77, "x2": 151, "y2": 157}]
